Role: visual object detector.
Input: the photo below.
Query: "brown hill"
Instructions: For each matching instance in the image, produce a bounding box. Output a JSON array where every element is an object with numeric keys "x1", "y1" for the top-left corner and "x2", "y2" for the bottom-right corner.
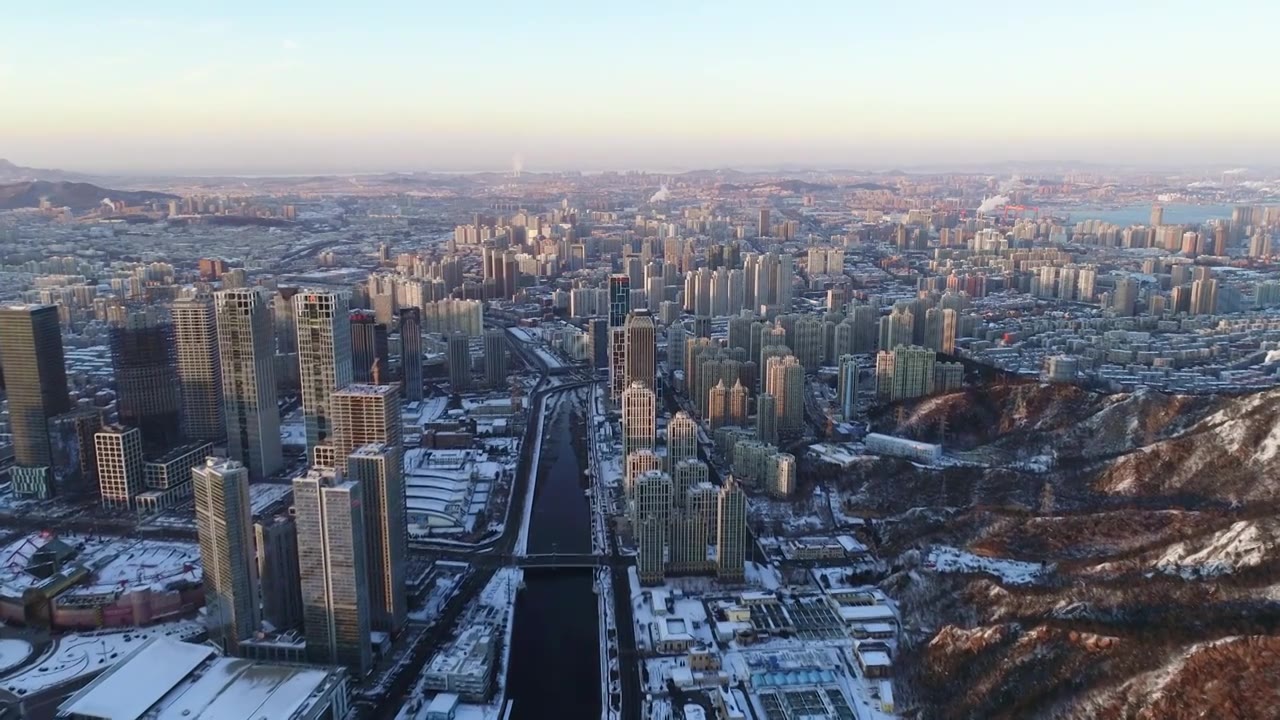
[{"x1": 0, "y1": 180, "x2": 175, "y2": 211}]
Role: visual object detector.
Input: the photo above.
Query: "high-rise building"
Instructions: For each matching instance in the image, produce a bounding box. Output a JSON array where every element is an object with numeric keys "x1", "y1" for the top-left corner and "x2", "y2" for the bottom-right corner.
[
  {"x1": 621, "y1": 381, "x2": 657, "y2": 463},
  {"x1": 329, "y1": 384, "x2": 403, "y2": 473},
  {"x1": 707, "y1": 380, "x2": 730, "y2": 429},
  {"x1": 758, "y1": 208, "x2": 770, "y2": 238},
  {"x1": 633, "y1": 470, "x2": 673, "y2": 585},
  {"x1": 670, "y1": 457, "x2": 709, "y2": 510},
  {"x1": 624, "y1": 311, "x2": 657, "y2": 391},
  {"x1": 44, "y1": 405, "x2": 102, "y2": 497},
  {"x1": 609, "y1": 326, "x2": 627, "y2": 402},
  {"x1": 666, "y1": 411, "x2": 698, "y2": 473},
  {"x1": 193, "y1": 458, "x2": 261, "y2": 654},
  {"x1": 1190, "y1": 275, "x2": 1219, "y2": 316},
  {"x1": 716, "y1": 477, "x2": 747, "y2": 581},
  {"x1": 109, "y1": 308, "x2": 182, "y2": 452},
  {"x1": 768, "y1": 453, "x2": 796, "y2": 498},
  {"x1": 879, "y1": 304, "x2": 914, "y2": 350},
  {"x1": 95, "y1": 424, "x2": 145, "y2": 509},
  {"x1": 293, "y1": 468, "x2": 372, "y2": 674},
  {"x1": 172, "y1": 294, "x2": 225, "y2": 443},
  {"x1": 625, "y1": 449, "x2": 662, "y2": 497},
  {"x1": 0, "y1": 304, "x2": 71, "y2": 498},
  {"x1": 447, "y1": 331, "x2": 471, "y2": 389},
  {"x1": 295, "y1": 291, "x2": 354, "y2": 453},
  {"x1": 1113, "y1": 276, "x2": 1138, "y2": 317},
  {"x1": 775, "y1": 253, "x2": 794, "y2": 310},
  {"x1": 608, "y1": 274, "x2": 631, "y2": 327},
  {"x1": 348, "y1": 443, "x2": 407, "y2": 635},
  {"x1": 273, "y1": 287, "x2": 300, "y2": 354},
  {"x1": 924, "y1": 308, "x2": 957, "y2": 354},
  {"x1": 837, "y1": 355, "x2": 859, "y2": 420},
  {"x1": 256, "y1": 515, "x2": 303, "y2": 631},
  {"x1": 755, "y1": 393, "x2": 778, "y2": 445},
  {"x1": 399, "y1": 307, "x2": 423, "y2": 402},
  {"x1": 484, "y1": 328, "x2": 508, "y2": 388},
  {"x1": 350, "y1": 311, "x2": 389, "y2": 384},
  {"x1": 764, "y1": 355, "x2": 805, "y2": 438},
  {"x1": 214, "y1": 288, "x2": 283, "y2": 480},
  {"x1": 875, "y1": 345, "x2": 937, "y2": 401},
  {"x1": 669, "y1": 480, "x2": 716, "y2": 575}
]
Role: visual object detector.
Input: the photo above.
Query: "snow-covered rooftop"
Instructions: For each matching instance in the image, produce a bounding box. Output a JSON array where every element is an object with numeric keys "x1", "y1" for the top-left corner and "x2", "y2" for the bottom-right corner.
[{"x1": 57, "y1": 636, "x2": 344, "y2": 720}]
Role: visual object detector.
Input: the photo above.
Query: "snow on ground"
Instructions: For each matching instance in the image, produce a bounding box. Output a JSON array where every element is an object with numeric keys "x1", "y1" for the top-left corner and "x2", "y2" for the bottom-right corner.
[
  {"x1": 0, "y1": 640, "x2": 32, "y2": 674},
  {"x1": 743, "y1": 561, "x2": 782, "y2": 590},
  {"x1": 926, "y1": 545, "x2": 1050, "y2": 586},
  {"x1": 408, "y1": 564, "x2": 469, "y2": 623},
  {"x1": 1154, "y1": 519, "x2": 1273, "y2": 578},
  {"x1": 514, "y1": 391, "x2": 554, "y2": 557},
  {"x1": 1, "y1": 620, "x2": 204, "y2": 696}
]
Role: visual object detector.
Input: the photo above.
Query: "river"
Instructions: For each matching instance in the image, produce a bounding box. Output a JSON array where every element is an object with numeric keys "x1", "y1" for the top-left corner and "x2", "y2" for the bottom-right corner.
[{"x1": 506, "y1": 390, "x2": 601, "y2": 719}]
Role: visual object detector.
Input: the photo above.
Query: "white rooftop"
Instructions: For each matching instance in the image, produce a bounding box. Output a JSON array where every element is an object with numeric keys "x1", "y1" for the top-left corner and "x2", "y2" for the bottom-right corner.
[
  {"x1": 58, "y1": 637, "x2": 341, "y2": 720},
  {"x1": 58, "y1": 637, "x2": 215, "y2": 720}
]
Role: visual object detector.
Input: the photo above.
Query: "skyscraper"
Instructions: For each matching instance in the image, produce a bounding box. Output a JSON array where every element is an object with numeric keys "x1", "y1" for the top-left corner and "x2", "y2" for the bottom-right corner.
[
  {"x1": 768, "y1": 453, "x2": 796, "y2": 499},
  {"x1": 329, "y1": 384, "x2": 403, "y2": 473},
  {"x1": 350, "y1": 311, "x2": 389, "y2": 383},
  {"x1": 193, "y1": 458, "x2": 261, "y2": 654},
  {"x1": 880, "y1": 303, "x2": 914, "y2": 350},
  {"x1": 295, "y1": 291, "x2": 354, "y2": 452},
  {"x1": 447, "y1": 331, "x2": 471, "y2": 389},
  {"x1": 758, "y1": 208, "x2": 770, "y2": 238},
  {"x1": 625, "y1": 449, "x2": 663, "y2": 497},
  {"x1": 707, "y1": 380, "x2": 730, "y2": 429},
  {"x1": 837, "y1": 354, "x2": 859, "y2": 420},
  {"x1": 755, "y1": 392, "x2": 778, "y2": 445},
  {"x1": 109, "y1": 308, "x2": 182, "y2": 452},
  {"x1": 348, "y1": 443, "x2": 407, "y2": 635},
  {"x1": 215, "y1": 288, "x2": 283, "y2": 480},
  {"x1": 1113, "y1": 276, "x2": 1138, "y2": 317},
  {"x1": 293, "y1": 468, "x2": 372, "y2": 674},
  {"x1": 764, "y1": 354, "x2": 805, "y2": 438},
  {"x1": 172, "y1": 294, "x2": 225, "y2": 443},
  {"x1": 672, "y1": 458, "x2": 710, "y2": 510},
  {"x1": 256, "y1": 515, "x2": 304, "y2": 631},
  {"x1": 609, "y1": 275, "x2": 631, "y2": 403},
  {"x1": 666, "y1": 411, "x2": 698, "y2": 473},
  {"x1": 95, "y1": 424, "x2": 145, "y2": 509},
  {"x1": 624, "y1": 310, "x2": 657, "y2": 391},
  {"x1": 716, "y1": 477, "x2": 747, "y2": 582},
  {"x1": 484, "y1": 328, "x2": 508, "y2": 388},
  {"x1": 924, "y1": 307, "x2": 957, "y2": 354},
  {"x1": 633, "y1": 470, "x2": 673, "y2": 585},
  {"x1": 621, "y1": 381, "x2": 657, "y2": 463},
  {"x1": 273, "y1": 287, "x2": 300, "y2": 354},
  {"x1": 399, "y1": 307, "x2": 423, "y2": 401},
  {"x1": 0, "y1": 304, "x2": 70, "y2": 498},
  {"x1": 875, "y1": 345, "x2": 937, "y2": 401},
  {"x1": 608, "y1": 273, "x2": 631, "y2": 327}
]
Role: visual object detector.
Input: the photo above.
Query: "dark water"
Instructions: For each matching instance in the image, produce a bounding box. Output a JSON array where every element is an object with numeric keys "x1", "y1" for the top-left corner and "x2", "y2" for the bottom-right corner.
[{"x1": 506, "y1": 395, "x2": 601, "y2": 719}]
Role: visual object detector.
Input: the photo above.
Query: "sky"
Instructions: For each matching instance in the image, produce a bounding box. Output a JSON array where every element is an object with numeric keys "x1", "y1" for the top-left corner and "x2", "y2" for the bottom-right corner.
[{"x1": 2, "y1": 0, "x2": 1279, "y2": 175}]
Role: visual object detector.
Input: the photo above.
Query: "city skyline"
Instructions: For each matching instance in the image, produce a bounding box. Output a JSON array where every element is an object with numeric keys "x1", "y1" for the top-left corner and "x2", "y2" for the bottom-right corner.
[{"x1": 3, "y1": 1, "x2": 1280, "y2": 174}]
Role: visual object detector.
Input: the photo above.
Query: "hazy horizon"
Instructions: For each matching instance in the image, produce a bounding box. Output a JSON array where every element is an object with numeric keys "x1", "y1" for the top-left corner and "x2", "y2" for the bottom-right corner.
[{"x1": 4, "y1": 0, "x2": 1279, "y2": 174}]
